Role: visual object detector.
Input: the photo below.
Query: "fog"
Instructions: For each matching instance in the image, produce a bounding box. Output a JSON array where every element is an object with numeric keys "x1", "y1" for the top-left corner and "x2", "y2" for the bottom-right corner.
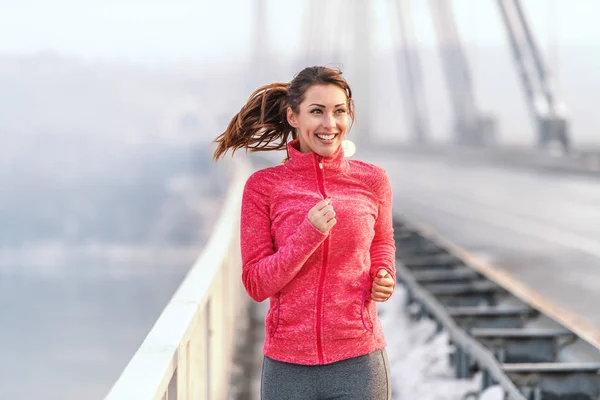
[
  {"x1": 0, "y1": 54, "x2": 241, "y2": 398},
  {"x1": 2, "y1": 0, "x2": 600, "y2": 398}
]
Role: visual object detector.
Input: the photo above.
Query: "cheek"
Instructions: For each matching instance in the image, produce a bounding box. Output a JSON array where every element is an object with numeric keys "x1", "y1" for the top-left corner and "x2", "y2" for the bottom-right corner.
[{"x1": 300, "y1": 119, "x2": 320, "y2": 134}]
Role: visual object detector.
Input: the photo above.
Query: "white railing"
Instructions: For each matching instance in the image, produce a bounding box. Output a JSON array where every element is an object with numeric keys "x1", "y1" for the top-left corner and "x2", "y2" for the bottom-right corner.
[{"x1": 106, "y1": 159, "x2": 252, "y2": 400}]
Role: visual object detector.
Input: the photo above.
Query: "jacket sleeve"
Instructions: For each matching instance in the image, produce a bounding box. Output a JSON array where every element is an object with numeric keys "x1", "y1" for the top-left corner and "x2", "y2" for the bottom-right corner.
[
  {"x1": 240, "y1": 172, "x2": 328, "y2": 302},
  {"x1": 369, "y1": 166, "x2": 396, "y2": 284}
]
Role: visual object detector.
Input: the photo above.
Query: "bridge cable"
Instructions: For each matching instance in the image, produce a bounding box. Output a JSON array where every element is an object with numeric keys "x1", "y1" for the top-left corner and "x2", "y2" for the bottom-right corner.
[{"x1": 389, "y1": 0, "x2": 431, "y2": 143}]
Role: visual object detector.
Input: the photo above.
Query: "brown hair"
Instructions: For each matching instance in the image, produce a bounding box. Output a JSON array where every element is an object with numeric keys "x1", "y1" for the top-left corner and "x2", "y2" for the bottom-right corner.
[{"x1": 212, "y1": 66, "x2": 354, "y2": 162}]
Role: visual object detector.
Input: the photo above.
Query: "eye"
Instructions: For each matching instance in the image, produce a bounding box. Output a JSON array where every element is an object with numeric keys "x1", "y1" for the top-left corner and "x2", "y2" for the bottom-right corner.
[
  {"x1": 310, "y1": 109, "x2": 323, "y2": 114},
  {"x1": 336, "y1": 109, "x2": 347, "y2": 114}
]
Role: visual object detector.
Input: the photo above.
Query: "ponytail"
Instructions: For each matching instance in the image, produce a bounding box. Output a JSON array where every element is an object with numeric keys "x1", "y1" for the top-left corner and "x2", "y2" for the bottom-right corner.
[
  {"x1": 212, "y1": 66, "x2": 354, "y2": 163},
  {"x1": 212, "y1": 83, "x2": 295, "y2": 161}
]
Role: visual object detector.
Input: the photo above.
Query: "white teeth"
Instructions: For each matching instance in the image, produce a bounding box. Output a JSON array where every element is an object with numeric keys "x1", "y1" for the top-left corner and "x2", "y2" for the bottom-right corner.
[{"x1": 316, "y1": 134, "x2": 336, "y2": 140}]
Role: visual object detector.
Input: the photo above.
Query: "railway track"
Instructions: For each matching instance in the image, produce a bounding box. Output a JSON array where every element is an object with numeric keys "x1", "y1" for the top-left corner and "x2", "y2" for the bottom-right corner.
[{"x1": 393, "y1": 215, "x2": 600, "y2": 400}]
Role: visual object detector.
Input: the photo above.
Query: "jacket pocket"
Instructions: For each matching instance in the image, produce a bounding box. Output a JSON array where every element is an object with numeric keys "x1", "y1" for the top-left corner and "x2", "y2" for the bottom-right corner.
[
  {"x1": 267, "y1": 293, "x2": 281, "y2": 337},
  {"x1": 327, "y1": 290, "x2": 373, "y2": 340},
  {"x1": 361, "y1": 289, "x2": 374, "y2": 333}
]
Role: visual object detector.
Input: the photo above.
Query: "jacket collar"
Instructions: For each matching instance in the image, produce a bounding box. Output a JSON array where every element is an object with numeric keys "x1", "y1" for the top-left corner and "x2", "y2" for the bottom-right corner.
[{"x1": 284, "y1": 138, "x2": 349, "y2": 174}]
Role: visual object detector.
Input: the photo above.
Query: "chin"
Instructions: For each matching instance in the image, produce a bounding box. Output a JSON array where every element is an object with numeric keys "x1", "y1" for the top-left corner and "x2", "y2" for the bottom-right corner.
[{"x1": 315, "y1": 144, "x2": 340, "y2": 157}]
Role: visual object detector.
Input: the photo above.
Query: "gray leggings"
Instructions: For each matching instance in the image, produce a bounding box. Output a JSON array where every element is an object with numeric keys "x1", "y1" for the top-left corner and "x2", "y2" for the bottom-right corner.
[{"x1": 261, "y1": 349, "x2": 391, "y2": 400}]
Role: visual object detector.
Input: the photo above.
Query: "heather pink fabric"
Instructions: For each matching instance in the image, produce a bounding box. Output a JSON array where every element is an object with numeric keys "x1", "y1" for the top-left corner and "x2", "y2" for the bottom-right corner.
[{"x1": 240, "y1": 138, "x2": 396, "y2": 365}]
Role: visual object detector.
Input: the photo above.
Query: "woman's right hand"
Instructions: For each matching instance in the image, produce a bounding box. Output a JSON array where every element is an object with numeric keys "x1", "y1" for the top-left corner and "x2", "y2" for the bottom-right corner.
[{"x1": 308, "y1": 197, "x2": 336, "y2": 233}]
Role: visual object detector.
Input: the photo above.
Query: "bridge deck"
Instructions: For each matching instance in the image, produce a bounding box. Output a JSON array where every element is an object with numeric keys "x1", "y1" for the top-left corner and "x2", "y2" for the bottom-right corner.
[{"x1": 362, "y1": 149, "x2": 600, "y2": 343}]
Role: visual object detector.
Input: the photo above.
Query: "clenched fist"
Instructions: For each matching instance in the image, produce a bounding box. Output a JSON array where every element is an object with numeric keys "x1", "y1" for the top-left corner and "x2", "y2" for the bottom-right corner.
[
  {"x1": 308, "y1": 197, "x2": 336, "y2": 234},
  {"x1": 371, "y1": 269, "x2": 394, "y2": 302}
]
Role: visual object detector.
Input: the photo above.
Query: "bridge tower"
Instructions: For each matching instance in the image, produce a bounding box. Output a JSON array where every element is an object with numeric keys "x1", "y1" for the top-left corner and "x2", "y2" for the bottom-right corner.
[
  {"x1": 429, "y1": 0, "x2": 497, "y2": 147},
  {"x1": 497, "y1": 0, "x2": 570, "y2": 152}
]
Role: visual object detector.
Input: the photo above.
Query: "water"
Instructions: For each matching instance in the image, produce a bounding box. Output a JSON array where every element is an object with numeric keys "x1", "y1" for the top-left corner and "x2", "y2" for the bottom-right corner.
[
  {"x1": 0, "y1": 147, "x2": 227, "y2": 399},
  {"x1": 0, "y1": 243, "x2": 212, "y2": 400}
]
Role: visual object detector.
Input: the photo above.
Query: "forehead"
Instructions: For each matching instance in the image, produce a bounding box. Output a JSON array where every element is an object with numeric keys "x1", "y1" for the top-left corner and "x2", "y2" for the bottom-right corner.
[{"x1": 302, "y1": 84, "x2": 347, "y2": 106}]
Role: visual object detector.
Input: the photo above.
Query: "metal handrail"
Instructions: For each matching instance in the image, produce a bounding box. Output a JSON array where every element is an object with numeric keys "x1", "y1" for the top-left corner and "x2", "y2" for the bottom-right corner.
[{"x1": 105, "y1": 158, "x2": 251, "y2": 400}]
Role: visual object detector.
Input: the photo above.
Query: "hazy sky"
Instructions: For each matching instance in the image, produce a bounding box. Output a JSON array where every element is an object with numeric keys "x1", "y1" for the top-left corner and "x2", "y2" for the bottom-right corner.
[{"x1": 2, "y1": 0, "x2": 600, "y2": 66}]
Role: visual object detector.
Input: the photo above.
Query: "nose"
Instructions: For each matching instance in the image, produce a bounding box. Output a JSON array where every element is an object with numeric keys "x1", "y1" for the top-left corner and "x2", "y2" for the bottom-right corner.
[{"x1": 322, "y1": 113, "x2": 336, "y2": 129}]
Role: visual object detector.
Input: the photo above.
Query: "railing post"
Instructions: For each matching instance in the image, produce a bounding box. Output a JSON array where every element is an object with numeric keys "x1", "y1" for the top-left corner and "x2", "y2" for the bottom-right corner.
[
  {"x1": 167, "y1": 368, "x2": 177, "y2": 399},
  {"x1": 188, "y1": 304, "x2": 209, "y2": 400},
  {"x1": 210, "y1": 273, "x2": 224, "y2": 399},
  {"x1": 176, "y1": 341, "x2": 189, "y2": 399}
]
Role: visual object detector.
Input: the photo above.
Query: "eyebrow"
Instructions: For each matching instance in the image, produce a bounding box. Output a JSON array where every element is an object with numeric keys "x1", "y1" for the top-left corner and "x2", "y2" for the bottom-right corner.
[{"x1": 308, "y1": 103, "x2": 347, "y2": 108}]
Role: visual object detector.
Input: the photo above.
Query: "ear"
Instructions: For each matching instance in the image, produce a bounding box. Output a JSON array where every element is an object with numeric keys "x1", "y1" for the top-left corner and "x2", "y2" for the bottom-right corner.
[{"x1": 287, "y1": 107, "x2": 299, "y2": 128}]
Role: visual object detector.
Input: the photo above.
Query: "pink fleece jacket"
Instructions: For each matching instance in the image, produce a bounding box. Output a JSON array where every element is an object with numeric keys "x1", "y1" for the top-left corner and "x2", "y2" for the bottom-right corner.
[{"x1": 240, "y1": 138, "x2": 396, "y2": 365}]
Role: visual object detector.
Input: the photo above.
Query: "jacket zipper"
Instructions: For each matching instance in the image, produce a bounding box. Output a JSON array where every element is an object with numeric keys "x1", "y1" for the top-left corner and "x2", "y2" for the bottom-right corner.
[{"x1": 314, "y1": 154, "x2": 328, "y2": 364}]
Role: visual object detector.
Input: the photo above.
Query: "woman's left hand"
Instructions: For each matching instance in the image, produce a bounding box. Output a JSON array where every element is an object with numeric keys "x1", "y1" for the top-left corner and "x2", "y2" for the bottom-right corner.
[{"x1": 371, "y1": 269, "x2": 394, "y2": 302}]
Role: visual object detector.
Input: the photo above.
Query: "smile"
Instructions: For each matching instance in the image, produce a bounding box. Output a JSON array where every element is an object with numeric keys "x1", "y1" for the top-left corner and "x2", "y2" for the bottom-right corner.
[{"x1": 316, "y1": 134, "x2": 338, "y2": 141}]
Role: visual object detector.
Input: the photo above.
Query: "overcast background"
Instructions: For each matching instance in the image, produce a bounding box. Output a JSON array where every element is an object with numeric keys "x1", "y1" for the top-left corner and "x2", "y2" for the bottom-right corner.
[{"x1": 1, "y1": 1, "x2": 599, "y2": 399}]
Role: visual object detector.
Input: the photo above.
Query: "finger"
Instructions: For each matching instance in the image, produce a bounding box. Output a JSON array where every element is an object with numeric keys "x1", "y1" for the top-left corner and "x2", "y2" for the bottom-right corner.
[
  {"x1": 374, "y1": 278, "x2": 393, "y2": 287},
  {"x1": 372, "y1": 281, "x2": 393, "y2": 291},
  {"x1": 371, "y1": 293, "x2": 392, "y2": 300},
  {"x1": 372, "y1": 280, "x2": 393, "y2": 291},
  {"x1": 320, "y1": 205, "x2": 334, "y2": 214},
  {"x1": 315, "y1": 206, "x2": 333, "y2": 219},
  {"x1": 373, "y1": 290, "x2": 393, "y2": 301},
  {"x1": 372, "y1": 284, "x2": 393, "y2": 296},
  {"x1": 317, "y1": 197, "x2": 332, "y2": 209},
  {"x1": 371, "y1": 292, "x2": 390, "y2": 302},
  {"x1": 374, "y1": 272, "x2": 393, "y2": 282},
  {"x1": 373, "y1": 287, "x2": 394, "y2": 298},
  {"x1": 315, "y1": 200, "x2": 329, "y2": 211},
  {"x1": 376, "y1": 269, "x2": 390, "y2": 279},
  {"x1": 314, "y1": 200, "x2": 328, "y2": 211},
  {"x1": 372, "y1": 286, "x2": 393, "y2": 296},
  {"x1": 373, "y1": 296, "x2": 390, "y2": 303},
  {"x1": 375, "y1": 278, "x2": 395, "y2": 288},
  {"x1": 326, "y1": 217, "x2": 337, "y2": 228},
  {"x1": 323, "y1": 209, "x2": 336, "y2": 220}
]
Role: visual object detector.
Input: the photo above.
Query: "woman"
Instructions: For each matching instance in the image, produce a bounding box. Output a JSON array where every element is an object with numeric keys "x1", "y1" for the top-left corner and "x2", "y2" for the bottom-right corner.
[{"x1": 213, "y1": 66, "x2": 396, "y2": 399}]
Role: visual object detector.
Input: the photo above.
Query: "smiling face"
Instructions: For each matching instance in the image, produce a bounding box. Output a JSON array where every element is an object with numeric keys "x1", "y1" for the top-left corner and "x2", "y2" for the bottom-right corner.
[{"x1": 287, "y1": 84, "x2": 350, "y2": 157}]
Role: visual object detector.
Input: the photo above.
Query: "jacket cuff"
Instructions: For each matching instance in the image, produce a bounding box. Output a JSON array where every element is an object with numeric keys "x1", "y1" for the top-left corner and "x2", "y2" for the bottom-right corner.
[{"x1": 299, "y1": 215, "x2": 328, "y2": 244}]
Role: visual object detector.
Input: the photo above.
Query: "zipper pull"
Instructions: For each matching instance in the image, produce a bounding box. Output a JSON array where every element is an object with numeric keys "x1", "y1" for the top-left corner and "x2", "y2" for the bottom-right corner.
[
  {"x1": 318, "y1": 155, "x2": 323, "y2": 169},
  {"x1": 319, "y1": 162, "x2": 323, "y2": 169}
]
